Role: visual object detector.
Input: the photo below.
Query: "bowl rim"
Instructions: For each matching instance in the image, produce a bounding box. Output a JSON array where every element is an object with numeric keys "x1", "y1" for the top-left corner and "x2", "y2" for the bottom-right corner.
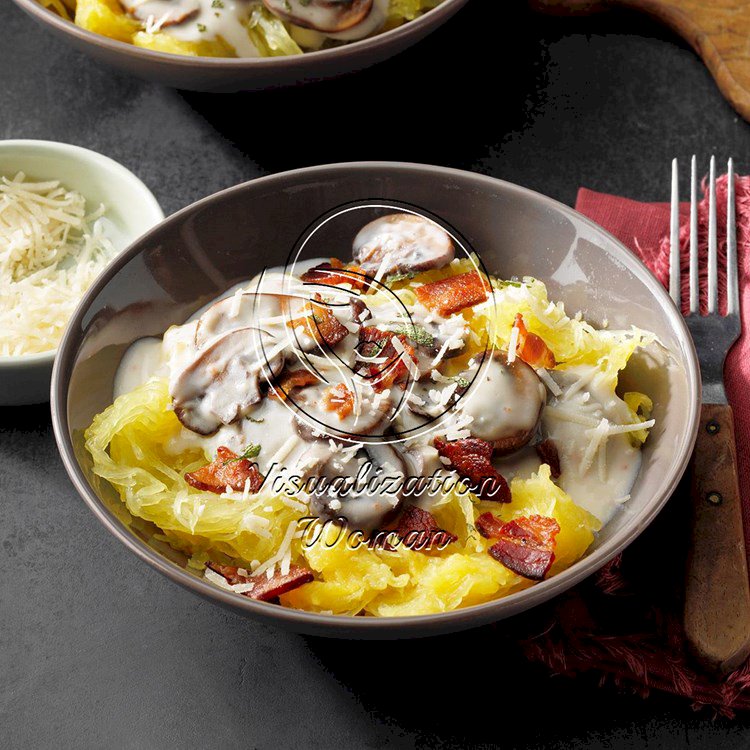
[
  {"x1": 51, "y1": 161, "x2": 702, "y2": 635},
  {"x1": 0, "y1": 138, "x2": 164, "y2": 368},
  {"x1": 12, "y1": 0, "x2": 468, "y2": 69}
]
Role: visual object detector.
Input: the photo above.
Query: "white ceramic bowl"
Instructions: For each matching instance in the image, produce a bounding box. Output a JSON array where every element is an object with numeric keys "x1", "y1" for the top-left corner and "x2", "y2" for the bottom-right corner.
[{"x1": 0, "y1": 139, "x2": 164, "y2": 405}]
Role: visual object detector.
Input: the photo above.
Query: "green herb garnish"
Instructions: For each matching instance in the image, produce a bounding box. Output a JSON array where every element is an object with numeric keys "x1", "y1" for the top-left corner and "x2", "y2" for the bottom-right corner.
[
  {"x1": 197, "y1": 22, "x2": 207, "y2": 32},
  {"x1": 223, "y1": 443, "x2": 261, "y2": 464},
  {"x1": 246, "y1": 416, "x2": 265, "y2": 423},
  {"x1": 211, "y1": 0, "x2": 224, "y2": 7},
  {"x1": 393, "y1": 324, "x2": 434, "y2": 348},
  {"x1": 455, "y1": 376, "x2": 470, "y2": 390},
  {"x1": 385, "y1": 270, "x2": 417, "y2": 285}
]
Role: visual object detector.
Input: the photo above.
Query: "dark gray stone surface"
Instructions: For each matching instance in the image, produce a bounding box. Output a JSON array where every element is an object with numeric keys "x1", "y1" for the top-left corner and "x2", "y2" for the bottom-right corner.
[{"x1": 2, "y1": 1, "x2": 750, "y2": 747}]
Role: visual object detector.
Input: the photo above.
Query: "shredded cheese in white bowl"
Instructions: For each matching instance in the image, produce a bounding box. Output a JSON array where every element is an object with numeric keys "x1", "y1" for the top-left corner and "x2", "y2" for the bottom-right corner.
[
  {"x1": 0, "y1": 172, "x2": 116, "y2": 356},
  {"x1": 0, "y1": 139, "x2": 163, "y2": 405}
]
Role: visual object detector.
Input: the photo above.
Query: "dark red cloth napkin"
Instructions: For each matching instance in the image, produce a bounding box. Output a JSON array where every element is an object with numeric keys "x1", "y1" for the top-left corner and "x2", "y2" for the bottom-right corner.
[{"x1": 517, "y1": 178, "x2": 750, "y2": 715}]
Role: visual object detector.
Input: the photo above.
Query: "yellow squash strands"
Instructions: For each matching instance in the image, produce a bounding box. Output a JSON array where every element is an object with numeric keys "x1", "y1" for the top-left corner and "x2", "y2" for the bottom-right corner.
[
  {"x1": 40, "y1": 0, "x2": 75, "y2": 19},
  {"x1": 82, "y1": 258, "x2": 660, "y2": 617},
  {"x1": 85, "y1": 379, "x2": 601, "y2": 616},
  {"x1": 0, "y1": 172, "x2": 114, "y2": 356}
]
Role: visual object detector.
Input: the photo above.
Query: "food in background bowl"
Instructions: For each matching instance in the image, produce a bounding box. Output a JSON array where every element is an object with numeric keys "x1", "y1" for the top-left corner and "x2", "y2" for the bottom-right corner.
[
  {"x1": 84, "y1": 211, "x2": 658, "y2": 617},
  {"x1": 40, "y1": 0, "x2": 443, "y2": 58}
]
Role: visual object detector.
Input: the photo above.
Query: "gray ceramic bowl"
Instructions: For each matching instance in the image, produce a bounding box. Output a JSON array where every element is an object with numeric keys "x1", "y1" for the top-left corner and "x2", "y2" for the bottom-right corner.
[
  {"x1": 51, "y1": 162, "x2": 701, "y2": 638},
  {"x1": 12, "y1": 0, "x2": 469, "y2": 92}
]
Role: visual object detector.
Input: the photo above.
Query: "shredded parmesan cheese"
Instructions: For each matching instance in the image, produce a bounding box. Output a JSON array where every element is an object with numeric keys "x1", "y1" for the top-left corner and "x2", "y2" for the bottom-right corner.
[
  {"x1": 391, "y1": 336, "x2": 419, "y2": 380},
  {"x1": 535, "y1": 368, "x2": 562, "y2": 397},
  {"x1": 507, "y1": 322, "x2": 519, "y2": 364},
  {"x1": 0, "y1": 172, "x2": 115, "y2": 356}
]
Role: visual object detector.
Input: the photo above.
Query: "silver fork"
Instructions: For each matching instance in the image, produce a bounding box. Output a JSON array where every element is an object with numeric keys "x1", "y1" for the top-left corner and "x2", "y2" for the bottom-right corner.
[{"x1": 671, "y1": 156, "x2": 750, "y2": 674}]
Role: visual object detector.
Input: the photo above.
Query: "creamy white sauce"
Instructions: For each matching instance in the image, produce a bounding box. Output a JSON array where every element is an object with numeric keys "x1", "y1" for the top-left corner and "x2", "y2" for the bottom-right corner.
[
  {"x1": 122, "y1": 0, "x2": 390, "y2": 56},
  {"x1": 163, "y1": 0, "x2": 260, "y2": 57},
  {"x1": 114, "y1": 336, "x2": 166, "y2": 398},
  {"x1": 122, "y1": 0, "x2": 200, "y2": 26},
  {"x1": 542, "y1": 366, "x2": 642, "y2": 523},
  {"x1": 461, "y1": 356, "x2": 546, "y2": 449},
  {"x1": 114, "y1": 251, "x2": 647, "y2": 531},
  {"x1": 486, "y1": 365, "x2": 643, "y2": 524},
  {"x1": 166, "y1": 395, "x2": 297, "y2": 473}
]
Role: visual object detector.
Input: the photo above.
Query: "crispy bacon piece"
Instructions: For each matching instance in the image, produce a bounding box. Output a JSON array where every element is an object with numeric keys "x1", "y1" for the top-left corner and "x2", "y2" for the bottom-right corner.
[
  {"x1": 433, "y1": 437, "x2": 511, "y2": 502},
  {"x1": 513, "y1": 313, "x2": 556, "y2": 368},
  {"x1": 184, "y1": 446, "x2": 264, "y2": 495},
  {"x1": 207, "y1": 562, "x2": 314, "y2": 601},
  {"x1": 323, "y1": 383, "x2": 355, "y2": 419},
  {"x1": 535, "y1": 438, "x2": 561, "y2": 478},
  {"x1": 414, "y1": 271, "x2": 489, "y2": 316},
  {"x1": 395, "y1": 505, "x2": 457, "y2": 552},
  {"x1": 475, "y1": 511, "x2": 506, "y2": 539},
  {"x1": 356, "y1": 326, "x2": 418, "y2": 392},
  {"x1": 269, "y1": 369, "x2": 319, "y2": 401},
  {"x1": 300, "y1": 258, "x2": 367, "y2": 291},
  {"x1": 349, "y1": 297, "x2": 370, "y2": 324},
  {"x1": 287, "y1": 294, "x2": 349, "y2": 348},
  {"x1": 481, "y1": 514, "x2": 561, "y2": 581}
]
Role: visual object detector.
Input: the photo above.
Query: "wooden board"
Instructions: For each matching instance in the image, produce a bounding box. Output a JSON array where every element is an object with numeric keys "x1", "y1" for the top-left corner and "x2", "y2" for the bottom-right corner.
[{"x1": 531, "y1": 0, "x2": 750, "y2": 123}]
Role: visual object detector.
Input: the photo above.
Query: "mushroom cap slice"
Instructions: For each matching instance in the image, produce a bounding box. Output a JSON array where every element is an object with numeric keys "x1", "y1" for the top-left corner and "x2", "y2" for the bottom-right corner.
[
  {"x1": 310, "y1": 442, "x2": 406, "y2": 530},
  {"x1": 172, "y1": 327, "x2": 285, "y2": 435},
  {"x1": 194, "y1": 292, "x2": 307, "y2": 349},
  {"x1": 119, "y1": 0, "x2": 200, "y2": 26},
  {"x1": 352, "y1": 213, "x2": 455, "y2": 276},
  {"x1": 460, "y1": 354, "x2": 546, "y2": 455},
  {"x1": 406, "y1": 377, "x2": 467, "y2": 420},
  {"x1": 292, "y1": 381, "x2": 393, "y2": 439},
  {"x1": 262, "y1": 0, "x2": 373, "y2": 33}
]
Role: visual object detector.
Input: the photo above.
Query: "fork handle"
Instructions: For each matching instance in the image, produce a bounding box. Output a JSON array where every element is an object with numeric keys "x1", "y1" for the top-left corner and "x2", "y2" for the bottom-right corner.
[{"x1": 684, "y1": 403, "x2": 750, "y2": 674}]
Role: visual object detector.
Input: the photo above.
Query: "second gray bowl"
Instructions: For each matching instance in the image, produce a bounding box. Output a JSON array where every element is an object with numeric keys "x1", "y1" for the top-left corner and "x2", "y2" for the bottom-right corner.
[
  {"x1": 51, "y1": 162, "x2": 701, "y2": 638},
  {"x1": 12, "y1": 0, "x2": 469, "y2": 92}
]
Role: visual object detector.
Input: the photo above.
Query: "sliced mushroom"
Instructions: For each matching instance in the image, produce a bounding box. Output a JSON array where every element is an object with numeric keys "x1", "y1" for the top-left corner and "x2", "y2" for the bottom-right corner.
[
  {"x1": 292, "y1": 381, "x2": 393, "y2": 439},
  {"x1": 263, "y1": 0, "x2": 372, "y2": 33},
  {"x1": 405, "y1": 377, "x2": 468, "y2": 420},
  {"x1": 398, "y1": 444, "x2": 444, "y2": 501},
  {"x1": 389, "y1": 319, "x2": 466, "y2": 377},
  {"x1": 459, "y1": 354, "x2": 546, "y2": 455},
  {"x1": 310, "y1": 442, "x2": 406, "y2": 530},
  {"x1": 172, "y1": 327, "x2": 285, "y2": 435},
  {"x1": 349, "y1": 297, "x2": 371, "y2": 326},
  {"x1": 119, "y1": 0, "x2": 199, "y2": 26},
  {"x1": 352, "y1": 213, "x2": 455, "y2": 277},
  {"x1": 195, "y1": 292, "x2": 307, "y2": 349}
]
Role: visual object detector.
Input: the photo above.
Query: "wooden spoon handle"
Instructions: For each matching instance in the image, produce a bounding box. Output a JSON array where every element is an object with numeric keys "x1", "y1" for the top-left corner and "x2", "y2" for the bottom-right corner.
[{"x1": 685, "y1": 403, "x2": 750, "y2": 675}]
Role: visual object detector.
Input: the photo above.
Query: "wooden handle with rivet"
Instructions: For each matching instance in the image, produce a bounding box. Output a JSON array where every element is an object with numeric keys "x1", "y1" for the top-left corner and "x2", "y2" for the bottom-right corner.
[{"x1": 684, "y1": 403, "x2": 750, "y2": 675}]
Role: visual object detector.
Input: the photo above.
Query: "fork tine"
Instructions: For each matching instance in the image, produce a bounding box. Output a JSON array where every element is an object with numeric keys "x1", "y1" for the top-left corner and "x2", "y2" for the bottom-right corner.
[
  {"x1": 727, "y1": 157, "x2": 739, "y2": 316},
  {"x1": 690, "y1": 155, "x2": 699, "y2": 314},
  {"x1": 707, "y1": 155, "x2": 718, "y2": 313},
  {"x1": 670, "y1": 158, "x2": 681, "y2": 307}
]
